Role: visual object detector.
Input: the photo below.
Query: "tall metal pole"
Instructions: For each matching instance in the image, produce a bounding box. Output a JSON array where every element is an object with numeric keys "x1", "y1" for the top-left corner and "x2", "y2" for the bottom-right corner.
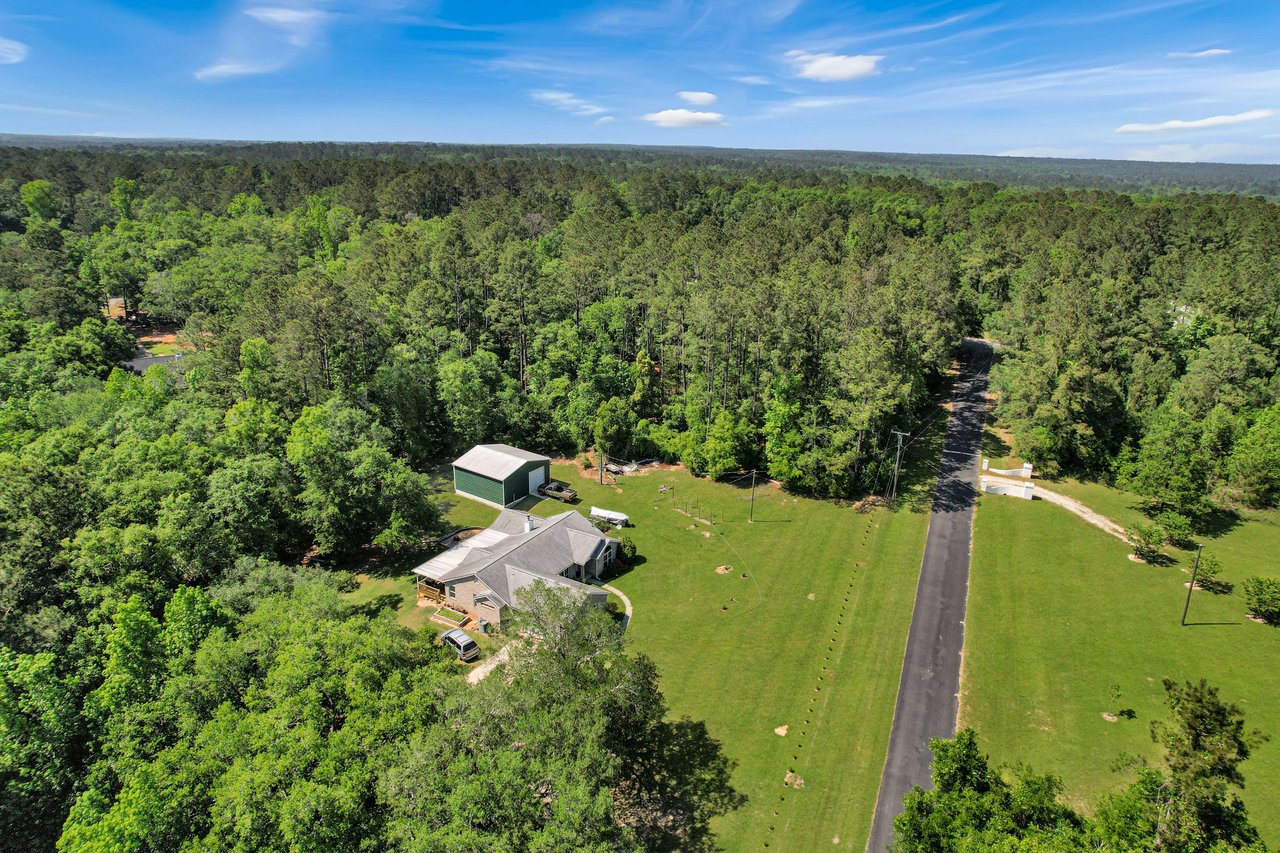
[
  {"x1": 889, "y1": 430, "x2": 908, "y2": 504},
  {"x1": 1181, "y1": 544, "x2": 1204, "y2": 626},
  {"x1": 749, "y1": 470, "x2": 757, "y2": 522}
]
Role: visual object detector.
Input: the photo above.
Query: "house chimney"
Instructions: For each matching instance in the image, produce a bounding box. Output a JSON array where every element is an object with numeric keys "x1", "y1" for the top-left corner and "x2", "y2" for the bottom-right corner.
[{"x1": 524, "y1": 514, "x2": 533, "y2": 533}]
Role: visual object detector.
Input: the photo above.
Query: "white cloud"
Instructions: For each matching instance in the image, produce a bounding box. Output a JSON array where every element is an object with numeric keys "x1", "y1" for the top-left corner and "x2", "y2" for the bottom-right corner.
[
  {"x1": 530, "y1": 90, "x2": 608, "y2": 116},
  {"x1": 0, "y1": 36, "x2": 28, "y2": 64},
  {"x1": 677, "y1": 90, "x2": 717, "y2": 105},
  {"x1": 756, "y1": 95, "x2": 865, "y2": 118},
  {"x1": 641, "y1": 108, "x2": 726, "y2": 127},
  {"x1": 1126, "y1": 142, "x2": 1259, "y2": 162},
  {"x1": 1115, "y1": 108, "x2": 1274, "y2": 133},
  {"x1": 998, "y1": 146, "x2": 1098, "y2": 159},
  {"x1": 196, "y1": 60, "x2": 284, "y2": 81},
  {"x1": 0, "y1": 102, "x2": 97, "y2": 118},
  {"x1": 245, "y1": 6, "x2": 332, "y2": 47},
  {"x1": 789, "y1": 95, "x2": 864, "y2": 109},
  {"x1": 1167, "y1": 48, "x2": 1231, "y2": 59},
  {"x1": 594, "y1": 115, "x2": 616, "y2": 125},
  {"x1": 196, "y1": 2, "x2": 354, "y2": 82},
  {"x1": 785, "y1": 50, "x2": 884, "y2": 82},
  {"x1": 733, "y1": 75, "x2": 771, "y2": 85}
]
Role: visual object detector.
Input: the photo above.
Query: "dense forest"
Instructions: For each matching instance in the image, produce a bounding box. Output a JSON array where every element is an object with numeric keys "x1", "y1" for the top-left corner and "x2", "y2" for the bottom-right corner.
[
  {"x1": 2, "y1": 142, "x2": 1280, "y2": 849},
  {"x1": 6, "y1": 135, "x2": 1280, "y2": 198}
]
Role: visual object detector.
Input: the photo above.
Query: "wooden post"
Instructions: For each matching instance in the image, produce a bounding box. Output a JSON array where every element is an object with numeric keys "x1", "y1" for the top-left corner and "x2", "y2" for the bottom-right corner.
[{"x1": 1181, "y1": 544, "x2": 1204, "y2": 626}]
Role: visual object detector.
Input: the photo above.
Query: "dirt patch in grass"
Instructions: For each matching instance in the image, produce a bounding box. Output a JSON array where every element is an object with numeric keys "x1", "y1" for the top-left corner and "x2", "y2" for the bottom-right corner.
[
  {"x1": 716, "y1": 565, "x2": 733, "y2": 574},
  {"x1": 784, "y1": 771, "x2": 806, "y2": 789},
  {"x1": 774, "y1": 725, "x2": 789, "y2": 737}
]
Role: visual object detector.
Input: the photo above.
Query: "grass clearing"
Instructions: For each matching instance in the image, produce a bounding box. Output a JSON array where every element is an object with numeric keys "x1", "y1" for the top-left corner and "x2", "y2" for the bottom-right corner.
[
  {"x1": 532, "y1": 460, "x2": 931, "y2": 851},
  {"x1": 962, "y1": 494, "x2": 1280, "y2": 843}
]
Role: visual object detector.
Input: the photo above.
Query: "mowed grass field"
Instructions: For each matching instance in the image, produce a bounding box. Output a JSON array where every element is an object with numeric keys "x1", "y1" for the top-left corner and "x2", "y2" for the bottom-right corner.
[
  {"x1": 961, "y1": 493, "x2": 1280, "y2": 844},
  {"x1": 538, "y1": 463, "x2": 931, "y2": 851}
]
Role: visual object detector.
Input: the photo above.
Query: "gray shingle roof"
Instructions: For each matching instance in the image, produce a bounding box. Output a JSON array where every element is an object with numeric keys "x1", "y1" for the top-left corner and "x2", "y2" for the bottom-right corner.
[
  {"x1": 453, "y1": 444, "x2": 549, "y2": 481},
  {"x1": 422, "y1": 509, "x2": 611, "y2": 606}
]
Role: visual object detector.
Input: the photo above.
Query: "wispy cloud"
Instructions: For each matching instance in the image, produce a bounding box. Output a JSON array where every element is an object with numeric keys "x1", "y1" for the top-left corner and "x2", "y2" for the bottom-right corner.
[
  {"x1": 594, "y1": 115, "x2": 616, "y2": 125},
  {"x1": 755, "y1": 94, "x2": 866, "y2": 118},
  {"x1": 196, "y1": 2, "x2": 363, "y2": 82},
  {"x1": 998, "y1": 146, "x2": 1099, "y2": 159},
  {"x1": 641, "y1": 108, "x2": 726, "y2": 127},
  {"x1": 677, "y1": 90, "x2": 717, "y2": 105},
  {"x1": 244, "y1": 6, "x2": 332, "y2": 46},
  {"x1": 0, "y1": 36, "x2": 28, "y2": 64},
  {"x1": 0, "y1": 102, "x2": 98, "y2": 118},
  {"x1": 1126, "y1": 142, "x2": 1260, "y2": 162},
  {"x1": 1167, "y1": 48, "x2": 1231, "y2": 59},
  {"x1": 733, "y1": 75, "x2": 771, "y2": 85},
  {"x1": 196, "y1": 61, "x2": 285, "y2": 81},
  {"x1": 1116, "y1": 108, "x2": 1275, "y2": 133},
  {"x1": 785, "y1": 50, "x2": 884, "y2": 82},
  {"x1": 531, "y1": 90, "x2": 608, "y2": 116}
]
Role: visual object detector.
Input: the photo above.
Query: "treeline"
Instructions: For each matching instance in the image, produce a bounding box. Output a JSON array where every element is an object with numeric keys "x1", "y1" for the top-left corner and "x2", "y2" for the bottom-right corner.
[{"x1": 5, "y1": 135, "x2": 1280, "y2": 198}]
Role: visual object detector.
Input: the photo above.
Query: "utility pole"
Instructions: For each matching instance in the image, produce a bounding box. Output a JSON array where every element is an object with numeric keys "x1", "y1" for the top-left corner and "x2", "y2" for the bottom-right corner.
[
  {"x1": 599, "y1": 448, "x2": 605, "y2": 485},
  {"x1": 749, "y1": 469, "x2": 758, "y2": 522},
  {"x1": 888, "y1": 430, "x2": 909, "y2": 505},
  {"x1": 1181, "y1": 544, "x2": 1204, "y2": 626}
]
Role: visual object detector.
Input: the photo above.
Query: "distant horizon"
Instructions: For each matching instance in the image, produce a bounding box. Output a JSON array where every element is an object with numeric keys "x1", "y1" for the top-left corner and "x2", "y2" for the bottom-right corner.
[
  {"x1": 5, "y1": 132, "x2": 1280, "y2": 168},
  {"x1": 1, "y1": 1, "x2": 1277, "y2": 163}
]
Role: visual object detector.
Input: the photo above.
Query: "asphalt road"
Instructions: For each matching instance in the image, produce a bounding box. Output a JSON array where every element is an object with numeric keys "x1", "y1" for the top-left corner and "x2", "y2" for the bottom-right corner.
[{"x1": 866, "y1": 338, "x2": 993, "y2": 852}]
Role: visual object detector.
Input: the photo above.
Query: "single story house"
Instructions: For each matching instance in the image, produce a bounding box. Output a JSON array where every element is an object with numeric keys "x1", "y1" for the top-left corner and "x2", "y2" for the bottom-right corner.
[
  {"x1": 453, "y1": 444, "x2": 551, "y2": 508},
  {"x1": 412, "y1": 508, "x2": 616, "y2": 628}
]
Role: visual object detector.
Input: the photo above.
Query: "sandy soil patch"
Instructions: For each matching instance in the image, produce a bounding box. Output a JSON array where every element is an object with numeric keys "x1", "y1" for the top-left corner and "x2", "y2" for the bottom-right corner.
[
  {"x1": 774, "y1": 725, "x2": 788, "y2": 737},
  {"x1": 715, "y1": 565, "x2": 733, "y2": 574},
  {"x1": 783, "y1": 771, "x2": 805, "y2": 789}
]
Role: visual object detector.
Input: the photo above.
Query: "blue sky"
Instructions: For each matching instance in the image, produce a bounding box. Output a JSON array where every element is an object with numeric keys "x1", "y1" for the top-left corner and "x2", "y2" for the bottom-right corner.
[{"x1": 1, "y1": 0, "x2": 1278, "y2": 162}]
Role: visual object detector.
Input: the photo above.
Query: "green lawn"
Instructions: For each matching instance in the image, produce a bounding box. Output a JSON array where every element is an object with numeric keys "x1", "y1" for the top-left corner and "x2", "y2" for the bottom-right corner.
[
  {"x1": 962, "y1": 494, "x2": 1280, "y2": 844},
  {"x1": 342, "y1": 572, "x2": 435, "y2": 631},
  {"x1": 1046, "y1": 478, "x2": 1280, "y2": 582},
  {"x1": 529, "y1": 462, "x2": 931, "y2": 851}
]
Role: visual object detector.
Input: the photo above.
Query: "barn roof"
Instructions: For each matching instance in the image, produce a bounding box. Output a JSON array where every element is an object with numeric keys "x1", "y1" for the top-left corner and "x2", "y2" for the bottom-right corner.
[{"x1": 453, "y1": 444, "x2": 549, "y2": 481}]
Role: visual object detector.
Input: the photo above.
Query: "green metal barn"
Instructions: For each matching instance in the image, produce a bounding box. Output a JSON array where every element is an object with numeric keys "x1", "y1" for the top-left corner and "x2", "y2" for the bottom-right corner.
[{"x1": 452, "y1": 444, "x2": 551, "y2": 507}]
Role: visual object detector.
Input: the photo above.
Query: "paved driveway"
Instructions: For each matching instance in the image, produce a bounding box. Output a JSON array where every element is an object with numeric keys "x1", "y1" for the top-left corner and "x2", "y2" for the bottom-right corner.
[{"x1": 867, "y1": 338, "x2": 992, "y2": 852}]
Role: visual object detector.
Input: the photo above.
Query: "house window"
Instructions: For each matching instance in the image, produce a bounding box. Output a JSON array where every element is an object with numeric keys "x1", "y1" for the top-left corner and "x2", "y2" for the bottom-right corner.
[{"x1": 447, "y1": 585, "x2": 456, "y2": 598}]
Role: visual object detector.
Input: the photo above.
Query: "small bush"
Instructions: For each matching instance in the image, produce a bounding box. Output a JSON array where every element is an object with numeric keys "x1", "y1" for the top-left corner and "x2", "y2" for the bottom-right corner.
[
  {"x1": 1241, "y1": 576, "x2": 1280, "y2": 624},
  {"x1": 591, "y1": 517, "x2": 612, "y2": 533},
  {"x1": 1155, "y1": 511, "x2": 1194, "y2": 548},
  {"x1": 1193, "y1": 553, "x2": 1231, "y2": 594},
  {"x1": 578, "y1": 452, "x2": 592, "y2": 469},
  {"x1": 1127, "y1": 523, "x2": 1164, "y2": 562},
  {"x1": 615, "y1": 534, "x2": 637, "y2": 562}
]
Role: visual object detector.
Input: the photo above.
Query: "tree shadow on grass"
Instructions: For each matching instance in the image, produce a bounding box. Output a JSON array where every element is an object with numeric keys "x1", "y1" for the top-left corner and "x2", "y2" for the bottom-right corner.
[
  {"x1": 351, "y1": 592, "x2": 405, "y2": 618},
  {"x1": 1194, "y1": 507, "x2": 1243, "y2": 539},
  {"x1": 980, "y1": 426, "x2": 1012, "y2": 460},
  {"x1": 621, "y1": 717, "x2": 747, "y2": 852}
]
